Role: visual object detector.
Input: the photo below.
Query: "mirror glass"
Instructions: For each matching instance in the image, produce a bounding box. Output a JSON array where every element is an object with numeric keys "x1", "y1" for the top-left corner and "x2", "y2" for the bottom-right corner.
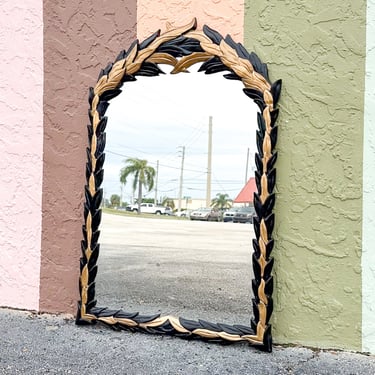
[{"x1": 95, "y1": 63, "x2": 259, "y2": 325}]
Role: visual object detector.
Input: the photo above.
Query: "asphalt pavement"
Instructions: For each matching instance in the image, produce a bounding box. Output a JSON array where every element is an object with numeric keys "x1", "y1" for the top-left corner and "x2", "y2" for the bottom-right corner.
[{"x1": 1, "y1": 308, "x2": 375, "y2": 374}]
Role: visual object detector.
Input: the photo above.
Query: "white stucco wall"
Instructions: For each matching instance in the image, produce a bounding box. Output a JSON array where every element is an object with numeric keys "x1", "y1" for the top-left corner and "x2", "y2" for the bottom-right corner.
[
  {"x1": 0, "y1": 1, "x2": 43, "y2": 310},
  {"x1": 362, "y1": 0, "x2": 375, "y2": 353}
]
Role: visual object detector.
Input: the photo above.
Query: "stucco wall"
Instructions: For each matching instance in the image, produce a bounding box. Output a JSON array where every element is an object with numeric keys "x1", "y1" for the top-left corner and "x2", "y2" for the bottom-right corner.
[
  {"x1": 40, "y1": 0, "x2": 137, "y2": 313},
  {"x1": 137, "y1": 0, "x2": 244, "y2": 42},
  {"x1": 363, "y1": 0, "x2": 375, "y2": 353},
  {"x1": 245, "y1": 1, "x2": 366, "y2": 350},
  {"x1": 0, "y1": 0, "x2": 43, "y2": 310}
]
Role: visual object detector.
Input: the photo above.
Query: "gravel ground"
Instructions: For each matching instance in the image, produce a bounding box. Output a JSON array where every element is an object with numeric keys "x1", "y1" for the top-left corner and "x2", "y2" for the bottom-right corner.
[{"x1": 1, "y1": 308, "x2": 375, "y2": 374}]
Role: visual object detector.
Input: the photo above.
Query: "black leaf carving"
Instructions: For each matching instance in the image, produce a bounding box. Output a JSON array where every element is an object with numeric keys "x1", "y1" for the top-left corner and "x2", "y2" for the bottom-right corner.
[
  {"x1": 95, "y1": 134, "x2": 106, "y2": 158},
  {"x1": 270, "y1": 126, "x2": 278, "y2": 150},
  {"x1": 264, "y1": 213, "x2": 275, "y2": 236},
  {"x1": 179, "y1": 317, "x2": 201, "y2": 331},
  {"x1": 252, "y1": 238, "x2": 260, "y2": 258},
  {"x1": 203, "y1": 24, "x2": 223, "y2": 45},
  {"x1": 233, "y1": 325, "x2": 255, "y2": 336},
  {"x1": 264, "y1": 258, "x2": 274, "y2": 280},
  {"x1": 255, "y1": 153, "x2": 263, "y2": 175},
  {"x1": 94, "y1": 169, "x2": 104, "y2": 190},
  {"x1": 223, "y1": 73, "x2": 241, "y2": 80},
  {"x1": 265, "y1": 297, "x2": 273, "y2": 324},
  {"x1": 115, "y1": 49, "x2": 127, "y2": 62},
  {"x1": 198, "y1": 320, "x2": 221, "y2": 332},
  {"x1": 88, "y1": 87, "x2": 94, "y2": 106},
  {"x1": 86, "y1": 299, "x2": 97, "y2": 311},
  {"x1": 96, "y1": 116, "x2": 107, "y2": 136},
  {"x1": 236, "y1": 43, "x2": 250, "y2": 60},
  {"x1": 266, "y1": 239, "x2": 274, "y2": 259},
  {"x1": 270, "y1": 79, "x2": 282, "y2": 106},
  {"x1": 134, "y1": 314, "x2": 161, "y2": 324},
  {"x1": 266, "y1": 152, "x2": 277, "y2": 172},
  {"x1": 256, "y1": 131, "x2": 264, "y2": 157},
  {"x1": 263, "y1": 193, "x2": 276, "y2": 217},
  {"x1": 255, "y1": 170, "x2": 262, "y2": 193},
  {"x1": 252, "y1": 253, "x2": 262, "y2": 281},
  {"x1": 121, "y1": 74, "x2": 136, "y2": 83},
  {"x1": 124, "y1": 40, "x2": 138, "y2": 58},
  {"x1": 97, "y1": 69, "x2": 105, "y2": 82},
  {"x1": 136, "y1": 62, "x2": 165, "y2": 77},
  {"x1": 249, "y1": 52, "x2": 269, "y2": 82},
  {"x1": 96, "y1": 101, "x2": 110, "y2": 117},
  {"x1": 264, "y1": 276, "x2": 274, "y2": 298},
  {"x1": 224, "y1": 34, "x2": 238, "y2": 51},
  {"x1": 270, "y1": 109, "x2": 279, "y2": 127},
  {"x1": 267, "y1": 169, "x2": 276, "y2": 193},
  {"x1": 102, "y1": 62, "x2": 113, "y2": 76},
  {"x1": 243, "y1": 88, "x2": 263, "y2": 103},
  {"x1": 91, "y1": 210, "x2": 102, "y2": 233},
  {"x1": 100, "y1": 89, "x2": 122, "y2": 102},
  {"x1": 253, "y1": 193, "x2": 263, "y2": 219},
  {"x1": 139, "y1": 30, "x2": 161, "y2": 49},
  {"x1": 253, "y1": 215, "x2": 260, "y2": 240},
  {"x1": 95, "y1": 153, "x2": 106, "y2": 173},
  {"x1": 257, "y1": 112, "x2": 266, "y2": 133},
  {"x1": 88, "y1": 265, "x2": 98, "y2": 285}
]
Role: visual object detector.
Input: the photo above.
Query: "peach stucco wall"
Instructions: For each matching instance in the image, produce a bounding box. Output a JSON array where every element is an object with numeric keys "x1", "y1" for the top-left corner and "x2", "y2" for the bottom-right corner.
[
  {"x1": 137, "y1": 0, "x2": 244, "y2": 42},
  {"x1": 0, "y1": 0, "x2": 44, "y2": 310}
]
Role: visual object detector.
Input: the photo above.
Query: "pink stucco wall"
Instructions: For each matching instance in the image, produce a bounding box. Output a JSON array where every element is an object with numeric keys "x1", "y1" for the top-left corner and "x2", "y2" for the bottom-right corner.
[
  {"x1": 0, "y1": 0, "x2": 44, "y2": 310},
  {"x1": 137, "y1": 0, "x2": 244, "y2": 42}
]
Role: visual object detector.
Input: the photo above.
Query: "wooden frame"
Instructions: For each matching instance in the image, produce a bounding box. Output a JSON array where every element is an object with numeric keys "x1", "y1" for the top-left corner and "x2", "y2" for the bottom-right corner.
[{"x1": 76, "y1": 19, "x2": 281, "y2": 352}]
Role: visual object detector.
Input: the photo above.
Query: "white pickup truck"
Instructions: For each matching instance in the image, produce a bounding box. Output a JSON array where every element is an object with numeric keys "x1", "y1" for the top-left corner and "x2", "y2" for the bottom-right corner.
[{"x1": 126, "y1": 203, "x2": 169, "y2": 215}]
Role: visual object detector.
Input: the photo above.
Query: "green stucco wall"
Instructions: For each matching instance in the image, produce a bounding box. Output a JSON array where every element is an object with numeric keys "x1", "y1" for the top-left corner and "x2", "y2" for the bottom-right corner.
[{"x1": 245, "y1": 1, "x2": 366, "y2": 350}]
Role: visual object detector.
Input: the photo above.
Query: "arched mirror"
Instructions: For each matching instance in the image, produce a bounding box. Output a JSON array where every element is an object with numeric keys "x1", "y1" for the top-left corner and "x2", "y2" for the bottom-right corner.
[{"x1": 76, "y1": 19, "x2": 281, "y2": 353}]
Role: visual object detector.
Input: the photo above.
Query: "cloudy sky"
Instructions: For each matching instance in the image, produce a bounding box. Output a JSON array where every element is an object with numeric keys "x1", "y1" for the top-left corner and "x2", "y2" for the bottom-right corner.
[{"x1": 103, "y1": 63, "x2": 259, "y2": 204}]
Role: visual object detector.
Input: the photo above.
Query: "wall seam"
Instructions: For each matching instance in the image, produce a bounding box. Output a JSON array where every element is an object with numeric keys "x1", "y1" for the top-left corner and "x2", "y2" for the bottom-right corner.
[{"x1": 362, "y1": 0, "x2": 375, "y2": 354}]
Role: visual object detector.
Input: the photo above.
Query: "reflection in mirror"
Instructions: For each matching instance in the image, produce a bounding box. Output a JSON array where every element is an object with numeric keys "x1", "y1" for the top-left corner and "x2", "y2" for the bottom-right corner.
[{"x1": 96, "y1": 63, "x2": 259, "y2": 325}]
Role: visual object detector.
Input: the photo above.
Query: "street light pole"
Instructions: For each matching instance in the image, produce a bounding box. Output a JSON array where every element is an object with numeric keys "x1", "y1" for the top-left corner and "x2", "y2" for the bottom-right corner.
[
  {"x1": 154, "y1": 160, "x2": 159, "y2": 204},
  {"x1": 178, "y1": 146, "x2": 185, "y2": 213},
  {"x1": 206, "y1": 116, "x2": 213, "y2": 207}
]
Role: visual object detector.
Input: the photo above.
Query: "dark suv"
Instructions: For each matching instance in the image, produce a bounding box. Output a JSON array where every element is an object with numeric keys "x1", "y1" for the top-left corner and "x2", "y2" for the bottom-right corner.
[{"x1": 233, "y1": 206, "x2": 255, "y2": 223}]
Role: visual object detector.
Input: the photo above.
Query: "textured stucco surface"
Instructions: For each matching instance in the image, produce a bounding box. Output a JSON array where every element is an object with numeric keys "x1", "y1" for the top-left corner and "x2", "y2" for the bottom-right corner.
[
  {"x1": 0, "y1": 1, "x2": 43, "y2": 310},
  {"x1": 363, "y1": 0, "x2": 375, "y2": 353},
  {"x1": 137, "y1": 0, "x2": 244, "y2": 42},
  {"x1": 245, "y1": 1, "x2": 365, "y2": 350},
  {"x1": 40, "y1": 0, "x2": 137, "y2": 313}
]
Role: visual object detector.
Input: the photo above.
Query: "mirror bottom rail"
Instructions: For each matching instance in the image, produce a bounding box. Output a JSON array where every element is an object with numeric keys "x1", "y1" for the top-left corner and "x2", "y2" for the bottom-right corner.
[{"x1": 76, "y1": 306, "x2": 272, "y2": 352}]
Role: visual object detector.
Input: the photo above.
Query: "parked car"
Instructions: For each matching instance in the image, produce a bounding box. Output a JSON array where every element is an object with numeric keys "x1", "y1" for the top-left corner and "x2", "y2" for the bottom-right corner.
[
  {"x1": 126, "y1": 203, "x2": 168, "y2": 215},
  {"x1": 222, "y1": 208, "x2": 239, "y2": 222},
  {"x1": 174, "y1": 209, "x2": 191, "y2": 218},
  {"x1": 164, "y1": 207, "x2": 173, "y2": 216},
  {"x1": 190, "y1": 208, "x2": 222, "y2": 222},
  {"x1": 232, "y1": 206, "x2": 255, "y2": 223}
]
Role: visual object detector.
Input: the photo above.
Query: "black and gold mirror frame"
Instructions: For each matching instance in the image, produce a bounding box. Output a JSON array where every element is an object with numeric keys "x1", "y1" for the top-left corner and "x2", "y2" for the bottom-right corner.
[{"x1": 76, "y1": 19, "x2": 281, "y2": 353}]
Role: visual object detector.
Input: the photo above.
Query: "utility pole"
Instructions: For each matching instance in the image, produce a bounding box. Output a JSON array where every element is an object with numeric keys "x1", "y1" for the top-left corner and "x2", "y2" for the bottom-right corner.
[
  {"x1": 206, "y1": 116, "x2": 213, "y2": 207},
  {"x1": 178, "y1": 146, "x2": 185, "y2": 213},
  {"x1": 120, "y1": 184, "x2": 123, "y2": 207},
  {"x1": 245, "y1": 147, "x2": 250, "y2": 184},
  {"x1": 154, "y1": 160, "x2": 159, "y2": 204}
]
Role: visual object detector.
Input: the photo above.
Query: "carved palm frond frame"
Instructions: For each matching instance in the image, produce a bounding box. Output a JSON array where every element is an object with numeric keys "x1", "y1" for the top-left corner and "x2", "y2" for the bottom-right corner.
[{"x1": 76, "y1": 19, "x2": 281, "y2": 353}]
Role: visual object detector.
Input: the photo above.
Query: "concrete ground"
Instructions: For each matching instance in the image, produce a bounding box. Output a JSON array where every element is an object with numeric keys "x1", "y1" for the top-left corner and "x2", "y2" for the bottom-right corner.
[
  {"x1": 1, "y1": 308, "x2": 375, "y2": 374},
  {"x1": 2, "y1": 213, "x2": 375, "y2": 373}
]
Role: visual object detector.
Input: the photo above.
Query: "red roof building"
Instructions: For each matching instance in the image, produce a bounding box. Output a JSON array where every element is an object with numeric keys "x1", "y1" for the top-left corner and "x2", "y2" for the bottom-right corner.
[{"x1": 233, "y1": 177, "x2": 257, "y2": 203}]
